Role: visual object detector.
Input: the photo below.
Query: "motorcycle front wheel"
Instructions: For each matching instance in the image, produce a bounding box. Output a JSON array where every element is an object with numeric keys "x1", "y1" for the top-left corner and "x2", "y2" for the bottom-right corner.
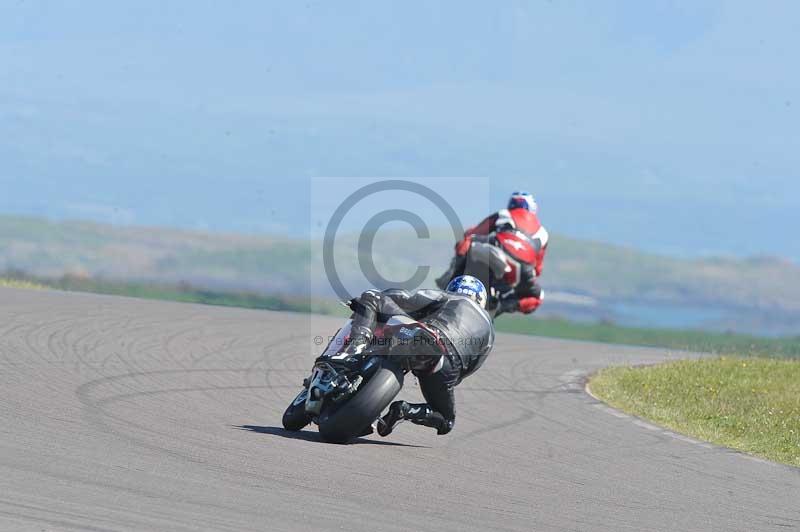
[{"x1": 282, "y1": 389, "x2": 312, "y2": 431}]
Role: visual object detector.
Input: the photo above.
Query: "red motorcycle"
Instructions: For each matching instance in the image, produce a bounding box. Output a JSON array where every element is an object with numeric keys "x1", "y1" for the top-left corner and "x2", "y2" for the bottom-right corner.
[{"x1": 457, "y1": 230, "x2": 540, "y2": 318}]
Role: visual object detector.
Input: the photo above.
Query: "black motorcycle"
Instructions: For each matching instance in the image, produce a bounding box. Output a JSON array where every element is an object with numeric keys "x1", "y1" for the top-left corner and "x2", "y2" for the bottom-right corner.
[{"x1": 282, "y1": 316, "x2": 435, "y2": 443}]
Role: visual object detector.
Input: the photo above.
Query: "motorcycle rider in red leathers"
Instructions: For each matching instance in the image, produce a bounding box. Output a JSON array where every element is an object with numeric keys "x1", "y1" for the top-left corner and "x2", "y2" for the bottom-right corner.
[{"x1": 435, "y1": 191, "x2": 548, "y2": 315}]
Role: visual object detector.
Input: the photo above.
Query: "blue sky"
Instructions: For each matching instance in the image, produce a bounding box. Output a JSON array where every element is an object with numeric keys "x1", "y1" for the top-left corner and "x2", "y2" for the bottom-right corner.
[{"x1": 1, "y1": 1, "x2": 798, "y2": 258}]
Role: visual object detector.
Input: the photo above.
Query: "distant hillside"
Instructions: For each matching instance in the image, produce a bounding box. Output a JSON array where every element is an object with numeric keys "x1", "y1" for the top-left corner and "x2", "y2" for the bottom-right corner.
[
  {"x1": 0, "y1": 215, "x2": 310, "y2": 295},
  {"x1": 1, "y1": 214, "x2": 799, "y2": 334}
]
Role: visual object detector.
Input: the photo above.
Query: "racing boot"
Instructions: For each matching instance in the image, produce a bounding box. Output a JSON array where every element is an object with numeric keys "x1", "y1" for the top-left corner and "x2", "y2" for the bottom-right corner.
[
  {"x1": 377, "y1": 401, "x2": 453, "y2": 436},
  {"x1": 406, "y1": 404, "x2": 453, "y2": 435},
  {"x1": 376, "y1": 400, "x2": 410, "y2": 436}
]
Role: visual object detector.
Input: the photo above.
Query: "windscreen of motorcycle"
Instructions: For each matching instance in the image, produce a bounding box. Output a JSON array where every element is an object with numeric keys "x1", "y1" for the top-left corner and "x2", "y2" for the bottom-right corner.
[{"x1": 319, "y1": 320, "x2": 353, "y2": 358}]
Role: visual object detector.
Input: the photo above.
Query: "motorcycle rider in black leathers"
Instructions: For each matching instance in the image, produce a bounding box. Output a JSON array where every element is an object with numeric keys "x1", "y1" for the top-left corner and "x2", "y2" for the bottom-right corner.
[{"x1": 337, "y1": 275, "x2": 494, "y2": 437}]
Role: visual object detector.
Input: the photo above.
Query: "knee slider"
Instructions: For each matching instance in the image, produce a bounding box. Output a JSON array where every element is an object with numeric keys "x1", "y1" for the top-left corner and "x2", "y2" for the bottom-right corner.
[{"x1": 437, "y1": 418, "x2": 454, "y2": 435}]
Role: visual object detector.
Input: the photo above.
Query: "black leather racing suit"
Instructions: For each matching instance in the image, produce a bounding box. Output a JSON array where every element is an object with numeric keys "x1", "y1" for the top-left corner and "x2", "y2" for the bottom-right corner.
[{"x1": 346, "y1": 288, "x2": 495, "y2": 434}]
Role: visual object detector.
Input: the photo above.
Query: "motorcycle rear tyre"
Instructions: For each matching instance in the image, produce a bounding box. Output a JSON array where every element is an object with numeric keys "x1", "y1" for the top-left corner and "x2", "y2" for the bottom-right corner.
[{"x1": 318, "y1": 361, "x2": 404, "y2": 443}]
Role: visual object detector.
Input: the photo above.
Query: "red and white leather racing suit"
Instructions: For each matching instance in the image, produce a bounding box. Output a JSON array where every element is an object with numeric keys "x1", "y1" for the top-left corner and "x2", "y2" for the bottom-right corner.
[{"x1": 437, "y1": 208, "x2": 548, "y2": 314}]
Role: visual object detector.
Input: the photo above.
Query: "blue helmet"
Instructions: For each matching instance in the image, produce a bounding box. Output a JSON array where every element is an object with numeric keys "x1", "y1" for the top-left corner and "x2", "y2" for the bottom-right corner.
[
  {"x1": 508, "y1": 191, "x2": 538, "y2": 213},
  {"x1": 445, "y1": 275, "x2": 488, "y2": 308}
]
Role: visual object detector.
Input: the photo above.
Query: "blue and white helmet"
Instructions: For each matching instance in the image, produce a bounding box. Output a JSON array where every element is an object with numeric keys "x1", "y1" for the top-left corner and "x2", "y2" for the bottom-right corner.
[
  {"x1": 445, "y1": 275, "x2": 488, "y2": 308},
  {"x1": 508, "y1": 191, "x2": 538, "y2": 214}
]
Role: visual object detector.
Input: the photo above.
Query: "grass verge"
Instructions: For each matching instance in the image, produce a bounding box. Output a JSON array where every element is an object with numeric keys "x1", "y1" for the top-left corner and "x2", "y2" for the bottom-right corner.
[
  {"x1": 0, "y1": 271, "x2": 346, "y2": 316},
  {"x1": 495, "y1": 315, "x2": 800, "y2": 358},
  {"x1": 0, "y1": 278, "x2": 46, "y2": 290},
  {"x1": 589, "y1": 357, "x2": 800, "y2": 467}
]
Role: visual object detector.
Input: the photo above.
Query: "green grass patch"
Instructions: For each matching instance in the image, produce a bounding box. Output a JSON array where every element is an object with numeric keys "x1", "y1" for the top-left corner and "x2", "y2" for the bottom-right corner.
[
  {"x1": 0, "y1": 277, "x2": 47, "y2": 290},
  {"x1": 496, "y1": 315, "x2": 800, "y2": 358},
  {"x1": 0, "y1": 271, "x2": 346, "y2": 316},
  {"x1": 589, "y1": 358, "x2": 800, "y2": 466}
]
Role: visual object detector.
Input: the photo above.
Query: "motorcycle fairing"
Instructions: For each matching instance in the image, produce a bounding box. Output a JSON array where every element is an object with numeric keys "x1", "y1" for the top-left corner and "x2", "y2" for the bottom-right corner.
[{"x1": 496, "y1": 231, "x2": 537, "y2": 263}]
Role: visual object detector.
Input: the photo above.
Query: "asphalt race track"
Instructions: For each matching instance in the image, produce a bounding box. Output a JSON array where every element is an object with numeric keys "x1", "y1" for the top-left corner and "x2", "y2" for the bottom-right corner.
[{"x1": 0, "y1": 288, "x2": 797, "y2": 531}]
